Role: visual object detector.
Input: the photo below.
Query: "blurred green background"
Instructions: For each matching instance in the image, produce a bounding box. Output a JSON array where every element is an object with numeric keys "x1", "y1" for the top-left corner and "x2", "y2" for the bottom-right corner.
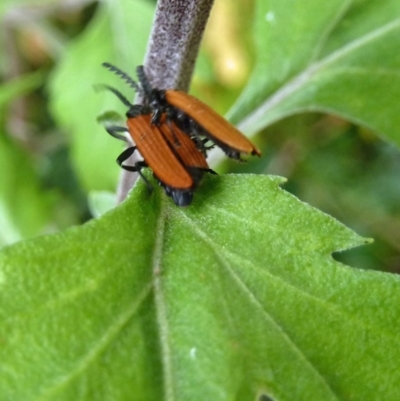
[{"x1": 0, "y1": 0, "x2": 399, "y2": 273}]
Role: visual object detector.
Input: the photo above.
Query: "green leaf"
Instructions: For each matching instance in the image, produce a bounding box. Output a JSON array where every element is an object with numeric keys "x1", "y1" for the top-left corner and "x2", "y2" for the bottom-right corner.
[
  {"x1": 2, "y1": 174, "x2": 399, "y2": 400},
  {"x1": 49, "y1": 0, "x2": 154, "y2": 191},
  {"x1": 87, "y1": 190, "x2": 117, "y2": 217},
  {"x1": 0, "y1": 71, "x2": 51, "y2": 244},
  {"x1": 229, "y1": 0, "x2": 400, "y2": 147},
  {"x1": 0, "y1": 134, "x2": 54, "y2": 245}
]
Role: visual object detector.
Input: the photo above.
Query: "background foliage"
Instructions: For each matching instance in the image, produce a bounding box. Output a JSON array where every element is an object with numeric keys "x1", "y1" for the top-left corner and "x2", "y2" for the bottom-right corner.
[{"x1": 1, "y1": 0, "x2": 400, "y2": 400}]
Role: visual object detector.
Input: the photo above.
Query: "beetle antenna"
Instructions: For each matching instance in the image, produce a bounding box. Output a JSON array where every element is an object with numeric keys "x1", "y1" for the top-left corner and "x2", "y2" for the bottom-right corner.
[
  {"x1": 102, "y1": 62, "x2": 142, "y2": 93},
  {"x1": 94, "y1": 84, "x2": 132, "y2": 108},
  {"x1": 136, "y1": 65, "x2": 153, "y2": 96}
]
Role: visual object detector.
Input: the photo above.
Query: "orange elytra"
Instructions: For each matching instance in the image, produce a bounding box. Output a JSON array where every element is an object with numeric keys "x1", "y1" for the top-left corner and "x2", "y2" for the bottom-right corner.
[
  {"x1": 163, "y1": 90, "x2": 261, "y2": 159},
  {"x1": 99, "y1": 82, "x2": 212, "y2": 206}
]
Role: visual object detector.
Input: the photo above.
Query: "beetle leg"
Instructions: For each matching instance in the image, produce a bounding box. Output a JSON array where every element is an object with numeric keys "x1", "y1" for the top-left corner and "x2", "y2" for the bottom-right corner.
[
  {"x1": 105, "y1": 125, "x2": 129, "y2": 142},
  {"x1": 117, "y1": 146, "x2": 137, "y2": 170},
  {"x1": 200, "y1": 137, "x2": 215, "y2": 151},
  {"x1": 192, "y1": 125, "x2": 243, "y2": 161},
  {"x1": 135, "y1": 161, "x2": 153, "y2": 192},
  {"x1": 190, "y1": 122, "x2": 209, "y2": 155},
  {"x1": 117, "y1": 146, "x2": 137, "y2": 167},
  {"x1": 150, "y1": 108, "x2": 162, "y2": 125},
  {"x1": 117, "y1": 148, "x2": 152, "y2": 192}
]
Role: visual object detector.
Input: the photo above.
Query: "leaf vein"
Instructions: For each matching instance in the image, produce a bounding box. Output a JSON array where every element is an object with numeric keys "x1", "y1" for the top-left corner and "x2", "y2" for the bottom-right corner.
[
  {"x1": 239, "y1": 17, "x2": 400, "y2": 134},
  {"x1": 178, "y1": 212, "x2": 340, "y2": 400},
  {"x1": 153, "y1": 198, "x2": 175, "y2": 401},
  {"x1": 35, "y1": 283, "x2": 152, "y2": 401}
]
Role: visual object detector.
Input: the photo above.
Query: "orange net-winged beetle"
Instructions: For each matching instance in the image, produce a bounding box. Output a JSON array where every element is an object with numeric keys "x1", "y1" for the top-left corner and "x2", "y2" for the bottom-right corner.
[
  {"x1": 103, "y1": 62, "x2": 261, "y2": 161},
  {"x1": 99, "y1": 81, "x2": 214, "y2": 206}
]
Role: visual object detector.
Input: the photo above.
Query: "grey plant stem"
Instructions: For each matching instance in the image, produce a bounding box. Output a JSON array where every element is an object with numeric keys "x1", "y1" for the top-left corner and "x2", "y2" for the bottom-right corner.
[{"x1": 116, "y1": 0, "x2": 215, "y2": 203}]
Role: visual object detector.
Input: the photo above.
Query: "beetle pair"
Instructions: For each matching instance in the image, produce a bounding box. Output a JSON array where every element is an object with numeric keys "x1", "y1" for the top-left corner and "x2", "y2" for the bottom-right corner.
[{"x1": 101, "y1": 63, "x2": 261, "y2": 206}]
